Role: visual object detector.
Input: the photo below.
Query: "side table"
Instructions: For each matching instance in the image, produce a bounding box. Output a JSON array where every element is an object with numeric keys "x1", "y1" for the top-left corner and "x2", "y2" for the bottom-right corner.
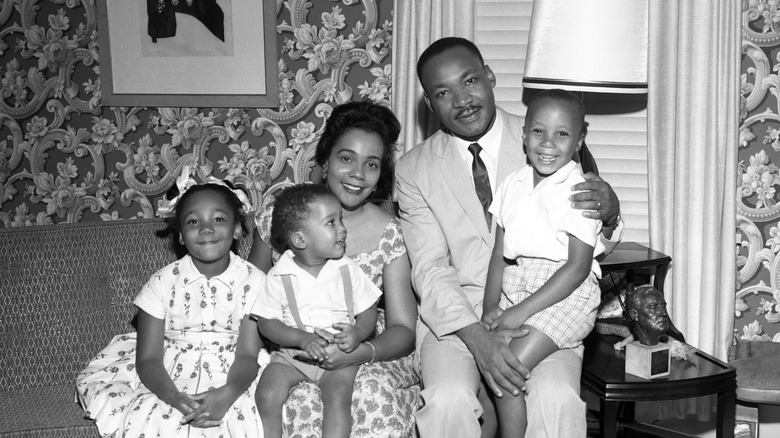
[
  {"x1": 582, "y1": 333, "x2": 737, "y2": 438},
  {"x1": 599, "y1": 241, "x2": 672, "y2": 294}
]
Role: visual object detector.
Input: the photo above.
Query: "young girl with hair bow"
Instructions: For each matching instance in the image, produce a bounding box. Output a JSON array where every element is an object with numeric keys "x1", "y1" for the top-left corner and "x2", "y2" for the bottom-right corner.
[{"x1": 77, "y1": 167, "x2": 265, "y2": 437}]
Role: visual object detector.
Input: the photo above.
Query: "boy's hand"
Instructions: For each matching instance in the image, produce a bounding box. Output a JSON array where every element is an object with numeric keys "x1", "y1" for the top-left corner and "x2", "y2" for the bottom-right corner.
[
  {"x1": 300, "y1": 332, "x2": 330, "y2": 361},
  {"x1": 331, "y1": 322, "x2": 362, "y2": 353},
  {"x1": 481, "y1": 307, "x2": 503, "y2": 330},
  {"x1": 490, "y1": 305, "x2": 529, "y2": 331}
]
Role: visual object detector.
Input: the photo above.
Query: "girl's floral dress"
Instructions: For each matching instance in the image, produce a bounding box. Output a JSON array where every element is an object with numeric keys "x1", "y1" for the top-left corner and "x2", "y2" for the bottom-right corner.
[{"x1": 76, "y1": 253, "x2": 265, "y2": 437}]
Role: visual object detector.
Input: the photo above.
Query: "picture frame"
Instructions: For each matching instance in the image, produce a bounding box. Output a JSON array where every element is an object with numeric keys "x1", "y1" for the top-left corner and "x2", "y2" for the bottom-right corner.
[{"x1": 96, "y1": 0, "x2": 278, "y2": 108}]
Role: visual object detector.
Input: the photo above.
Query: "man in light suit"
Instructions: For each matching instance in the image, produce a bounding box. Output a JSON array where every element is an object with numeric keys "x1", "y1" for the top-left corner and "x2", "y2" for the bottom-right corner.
[{"x1": 396, "y1": 37, "x2": 623, "y2": 437}]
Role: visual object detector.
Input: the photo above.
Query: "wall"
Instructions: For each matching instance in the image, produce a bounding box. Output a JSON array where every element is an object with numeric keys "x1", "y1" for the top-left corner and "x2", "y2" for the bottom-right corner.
[
  {"x1": 736, "y1": 2, "x2": 780, "y2": 343},
  {"x1": 0, "y1": 0, "x2": 393, "y2": 225},
  {"x1": 3, "y1": 0, "x2": 777, "y2": 343}
]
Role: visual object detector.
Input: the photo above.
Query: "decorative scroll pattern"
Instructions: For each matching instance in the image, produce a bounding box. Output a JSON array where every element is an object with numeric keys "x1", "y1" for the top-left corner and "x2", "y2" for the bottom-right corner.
[
  {"x1": 0, "y1": 0, "x2": 393, "y2": 225},
  {"x1": 737, "y1": 0, "x2": 780, "y2": 342}
]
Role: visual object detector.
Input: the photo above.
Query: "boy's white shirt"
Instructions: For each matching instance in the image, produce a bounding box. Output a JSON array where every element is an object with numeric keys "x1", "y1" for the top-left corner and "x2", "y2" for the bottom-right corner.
[{"x1": 252, "y1": 250, "x2": 382, "y2": 334}]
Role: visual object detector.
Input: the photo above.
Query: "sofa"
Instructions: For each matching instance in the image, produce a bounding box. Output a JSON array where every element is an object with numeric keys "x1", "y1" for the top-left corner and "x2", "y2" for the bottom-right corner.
[{"x1": 0, "y1": 218, "x2": 419, "y2": 437}]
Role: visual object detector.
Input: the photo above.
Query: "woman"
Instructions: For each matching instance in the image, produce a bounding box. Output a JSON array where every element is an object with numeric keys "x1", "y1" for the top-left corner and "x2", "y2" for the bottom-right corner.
[{"x1": 247, "y1": 100, "x2": 419, "y2": 437}]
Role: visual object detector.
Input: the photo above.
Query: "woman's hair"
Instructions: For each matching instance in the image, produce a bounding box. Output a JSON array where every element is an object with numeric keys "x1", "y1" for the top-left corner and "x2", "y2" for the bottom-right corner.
[
  {"x1": 157, "y1": 182, "x2": 249, "y2": 257},
  {"x1": 315, "y1": 100, "x2": 401, "y2": 200},
  {"x1": 270, "y1": 184, "x2": 336, "y2": 254},
  {"x1": 526, "y1": 88, "x2": 588, "y2": 136}
]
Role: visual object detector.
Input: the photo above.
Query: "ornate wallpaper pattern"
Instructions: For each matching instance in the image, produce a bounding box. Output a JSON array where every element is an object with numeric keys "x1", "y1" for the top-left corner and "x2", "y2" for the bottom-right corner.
[
  {"x1": 737, "y1": 0, "x2": 780, "y2": 342},
  {"x1": 0, "y1": 0, "x2": 392, "y2": 224},
  {"x1": 1, "y1": 1, "x2": 777, "y2": 341}
]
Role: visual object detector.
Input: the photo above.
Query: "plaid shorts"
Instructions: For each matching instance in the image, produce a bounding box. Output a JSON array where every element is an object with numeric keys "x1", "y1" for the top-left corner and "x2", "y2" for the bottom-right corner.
[{"x1": 500, "y1": 258, "x2": 600, "y2": 349}]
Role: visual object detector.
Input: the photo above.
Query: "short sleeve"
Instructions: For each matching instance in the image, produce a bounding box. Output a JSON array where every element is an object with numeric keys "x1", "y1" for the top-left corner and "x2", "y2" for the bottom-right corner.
[
  {"x1": 238, "y1": 262, "x2": 266, "y2": 316},
  {"x1": 254, "y1": 203, "x2": 282, "y2": 262},
  {"x1": 382, "y1": 218, "x2": 407, "y2": 265},
  {"x1": 133, "y1": 271, "x2": 167, "y2": 320},
  {"x1": 349, "y1": 264, "x2": 383, "y2": 314},
  {"x1": 251, "y1": 273, "x2": 285, "y2": 321}
]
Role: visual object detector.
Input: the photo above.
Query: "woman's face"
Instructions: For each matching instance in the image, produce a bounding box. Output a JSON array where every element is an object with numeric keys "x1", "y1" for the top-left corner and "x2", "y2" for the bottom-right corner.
[{"x1": 322, "y1": 128, "x2": 385, "y2": 210}]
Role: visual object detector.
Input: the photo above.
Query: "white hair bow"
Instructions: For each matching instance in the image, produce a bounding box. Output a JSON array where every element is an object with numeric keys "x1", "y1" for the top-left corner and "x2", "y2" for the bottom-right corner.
[{"x1": 157, "y1": 165, "x2": 253, "y2": 217}]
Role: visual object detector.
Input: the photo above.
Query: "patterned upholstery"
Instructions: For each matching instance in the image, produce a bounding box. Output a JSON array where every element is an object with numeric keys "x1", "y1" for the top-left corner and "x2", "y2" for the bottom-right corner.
[{"x1": 0, "y1": 218, "x2": 418, "y2": 436}]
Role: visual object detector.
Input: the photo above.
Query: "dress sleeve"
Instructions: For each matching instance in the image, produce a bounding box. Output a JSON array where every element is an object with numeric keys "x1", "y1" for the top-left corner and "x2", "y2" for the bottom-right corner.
[
  {"x1": 133, "y1": 268, "x2": 167, "y2": 320},
  {"x1": 239, "y1": 263, "x2": 266, "y2": 316},
  {"x1": 254, "y1": 203, "x2": 281, "y2": 262},
  {"x1": 380, "y1": 218, "x2": 407, "y2": 266}
]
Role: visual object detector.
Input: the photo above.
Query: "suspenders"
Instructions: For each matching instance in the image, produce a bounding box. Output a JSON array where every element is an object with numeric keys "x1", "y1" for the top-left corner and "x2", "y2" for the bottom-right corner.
[{"x1": 279, "y1": 264, "x2": 356, "y2": 331}]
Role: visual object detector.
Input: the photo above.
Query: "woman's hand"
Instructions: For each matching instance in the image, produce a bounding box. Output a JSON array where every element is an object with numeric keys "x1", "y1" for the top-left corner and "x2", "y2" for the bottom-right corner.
[
  {"x1": 316, "y1": 344, "x2": 360, "y2": 370},
  {"x1": 180, "y1": 387, "x2": 234, "y2": 428}
]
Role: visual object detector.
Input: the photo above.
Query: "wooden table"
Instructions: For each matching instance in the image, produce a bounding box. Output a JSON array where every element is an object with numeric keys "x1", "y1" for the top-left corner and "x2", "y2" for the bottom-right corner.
[
  {"x1": 599, "y1": 242, "x2": 672, "y2": 293},
  {"x1": 582, "y1": 333, "x2": 737, "y2": 438}
]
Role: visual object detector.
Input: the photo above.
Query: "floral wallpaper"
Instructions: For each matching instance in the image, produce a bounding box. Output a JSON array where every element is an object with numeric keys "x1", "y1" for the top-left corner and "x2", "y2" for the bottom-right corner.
[
  {"x1": 0, "y1": 0, "x2": 393, "y2": 225},
  {"x1": 4, "y1": 0, "x2": 777, "y2": 342},
  {"x1": 736, "y1": 0, "x2": 780, "y2": 343}
]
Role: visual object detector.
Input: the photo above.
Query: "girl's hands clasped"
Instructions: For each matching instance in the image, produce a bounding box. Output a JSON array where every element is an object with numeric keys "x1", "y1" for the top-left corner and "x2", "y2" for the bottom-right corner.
[{"x1": 180, "y1": 386, "x2": 236, "y2": 428}]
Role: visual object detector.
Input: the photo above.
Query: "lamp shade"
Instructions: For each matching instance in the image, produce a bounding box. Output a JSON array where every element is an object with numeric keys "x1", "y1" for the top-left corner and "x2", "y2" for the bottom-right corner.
[{"x1": 522, "y1": 0, "x2": 648, "y2": 94}]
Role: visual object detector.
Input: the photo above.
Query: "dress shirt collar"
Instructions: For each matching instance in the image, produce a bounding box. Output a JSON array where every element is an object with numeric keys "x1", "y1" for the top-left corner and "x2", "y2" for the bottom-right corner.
[
  {"x1": 274, "y1": 249, "x2": 352, "y2": 280},
  {"x1": 180, "y1": 252, "x2": 241, "y2": 287},
  {"x1": 451, "y1": 109, "x2": 504, "y2": 164}
]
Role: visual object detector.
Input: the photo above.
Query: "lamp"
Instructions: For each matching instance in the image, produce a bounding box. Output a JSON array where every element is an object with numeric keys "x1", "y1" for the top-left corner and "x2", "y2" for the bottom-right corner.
[{"x1": 522, "y1": 0, "x2": 648, "y2": 94}]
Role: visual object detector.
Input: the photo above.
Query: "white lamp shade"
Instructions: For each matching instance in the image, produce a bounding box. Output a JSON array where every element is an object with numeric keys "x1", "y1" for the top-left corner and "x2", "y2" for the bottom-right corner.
[{"x1": 523, "y1": 0, "x2": 648, "y2": 94}]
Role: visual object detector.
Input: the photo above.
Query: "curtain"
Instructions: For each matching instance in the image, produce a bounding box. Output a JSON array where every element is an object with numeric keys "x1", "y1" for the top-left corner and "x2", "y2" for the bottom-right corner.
[
  {"x1": 391, "y1": 0, "x2": 476, "y2": 155},
  {"x1": 647, "y1": 0, "x2": 739, "y2": 360},
  {"x1": 645, "y1": 0, "x2": 740, "y2": 421}
]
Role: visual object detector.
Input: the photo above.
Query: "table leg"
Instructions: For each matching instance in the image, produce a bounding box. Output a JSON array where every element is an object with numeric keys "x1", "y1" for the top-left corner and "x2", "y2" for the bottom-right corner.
[
  {"x1": 717, "y1": 388, "x2": 736, "y2": 438},
  {"x1": 653, "y1": 262, "x2": 670, "y2": 293},
  {"x1": 600, "y1": 399, "x2": 620, "y2": 438}
]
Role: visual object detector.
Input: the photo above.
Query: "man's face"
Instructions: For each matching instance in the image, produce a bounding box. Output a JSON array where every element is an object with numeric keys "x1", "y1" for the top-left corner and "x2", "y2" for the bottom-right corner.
[
  {"x1": 420, "y1": 46, "x2": 497, "y2": 142},
  {"x1": 635, "y1": 290, "x2": 670, "y2": 338}
]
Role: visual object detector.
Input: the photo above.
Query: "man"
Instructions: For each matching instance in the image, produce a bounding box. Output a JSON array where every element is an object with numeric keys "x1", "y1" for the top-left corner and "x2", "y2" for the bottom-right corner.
[{"x1": 395, "y1": 37, "x2": 623, "y2": 437}]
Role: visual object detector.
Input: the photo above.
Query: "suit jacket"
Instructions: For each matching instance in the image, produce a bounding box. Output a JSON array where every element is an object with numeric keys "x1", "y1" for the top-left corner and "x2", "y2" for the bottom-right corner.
[
  {"x1": 396, "y1": 107, "x2": 616, "y2": 342},
  {"x1": 396, "y1": 107, "x2": 525, "y2": 340}
]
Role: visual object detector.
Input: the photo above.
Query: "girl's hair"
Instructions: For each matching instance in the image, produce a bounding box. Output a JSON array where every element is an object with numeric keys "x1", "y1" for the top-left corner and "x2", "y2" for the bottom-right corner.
[
  {"x1": 270, "y1": 184, "x2": 336, "y2": 254},
  {"x1": 527, "y1": 88, "x2": 588, "y2": 136},
  {"x1": 314, "y1": 100, "x2": 401, "y2": 200},
  {"x1": 157, "y1": 182, "x2": 249, "y2": 257}
]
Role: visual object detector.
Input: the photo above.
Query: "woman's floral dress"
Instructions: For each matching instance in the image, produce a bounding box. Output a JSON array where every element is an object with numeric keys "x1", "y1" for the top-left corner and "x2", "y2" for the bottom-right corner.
[
  {"x1": 255, "y1": 206, "x2": 421, "y2": 438},
  {"x1": 76, "y1": 253, "x2": 265, "y2": 437}
]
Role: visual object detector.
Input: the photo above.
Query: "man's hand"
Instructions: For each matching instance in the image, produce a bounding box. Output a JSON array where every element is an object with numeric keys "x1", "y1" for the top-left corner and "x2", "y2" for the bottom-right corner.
[
  {"x1": 570, "y1": 173, "x2": 620, "y2": 226},
  {"x1": 458, "y1": 323, "x2": 530, "y2": 398}
]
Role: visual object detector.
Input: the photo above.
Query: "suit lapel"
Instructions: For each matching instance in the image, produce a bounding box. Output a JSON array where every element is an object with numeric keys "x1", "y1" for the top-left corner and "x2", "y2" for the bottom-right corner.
[
  {"x1": 436, "y1": 137, "x2": 492, "y2": 243},
  {"x1": 496, "y1": 107, "x2": 526, "y2": 185}
]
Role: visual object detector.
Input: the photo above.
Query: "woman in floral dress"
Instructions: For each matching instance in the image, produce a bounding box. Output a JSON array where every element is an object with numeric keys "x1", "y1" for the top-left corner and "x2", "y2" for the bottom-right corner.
[{"x1": 247, "y1": 100, "x2": 419, "y2": 438}]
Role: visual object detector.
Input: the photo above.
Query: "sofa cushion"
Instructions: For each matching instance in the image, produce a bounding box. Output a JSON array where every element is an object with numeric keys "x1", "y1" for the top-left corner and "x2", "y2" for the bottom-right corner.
[
  {"x1": 0, "y1": 219, "x2": 176, "y2": 392},
  {"x1": 0, "y1": 385, "x2": 98, "y2": 437}
]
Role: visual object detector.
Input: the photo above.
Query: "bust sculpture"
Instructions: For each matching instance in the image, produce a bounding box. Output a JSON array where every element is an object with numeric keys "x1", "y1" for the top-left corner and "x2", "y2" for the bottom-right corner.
[{"x1": 625, "y1": 285, "x2": 670, "y2": 346}]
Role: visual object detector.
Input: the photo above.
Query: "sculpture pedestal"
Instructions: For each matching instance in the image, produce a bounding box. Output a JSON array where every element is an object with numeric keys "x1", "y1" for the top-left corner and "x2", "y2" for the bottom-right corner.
[{"x1": 625, "y1": 341, "x2": 670, "y2": 379}]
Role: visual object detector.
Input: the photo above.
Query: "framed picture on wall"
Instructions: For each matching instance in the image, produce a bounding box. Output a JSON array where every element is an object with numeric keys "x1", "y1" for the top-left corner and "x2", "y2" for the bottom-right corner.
[{"x1": 96, "y1": 0, "x2": 278, "y2": 107}]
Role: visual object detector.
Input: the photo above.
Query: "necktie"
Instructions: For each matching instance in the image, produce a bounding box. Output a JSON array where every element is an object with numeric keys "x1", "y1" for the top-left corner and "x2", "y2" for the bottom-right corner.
[{"x1": 468, "y1": 143, "x2": 492, "y2": 227}]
